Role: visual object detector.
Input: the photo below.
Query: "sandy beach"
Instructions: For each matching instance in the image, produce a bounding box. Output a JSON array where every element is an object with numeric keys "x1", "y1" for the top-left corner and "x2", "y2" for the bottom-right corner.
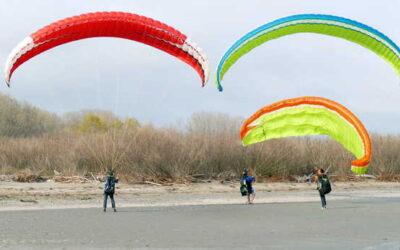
[
  {"x1": 1, "y1": 180, "x2": 399, "y2": 249},
  {"x1": 1, "y1": 180, "x2": 400, "y2": 211}
]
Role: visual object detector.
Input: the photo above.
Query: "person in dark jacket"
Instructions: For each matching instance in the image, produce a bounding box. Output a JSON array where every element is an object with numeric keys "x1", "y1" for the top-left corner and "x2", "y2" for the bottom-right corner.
[
  {"x1": 103, "y1": 170, "x2": 118, "y2": 212},
  {"x1": 316, "y1": 168, "x2": 331, "y2": 210},
  {"x1": 242, "y1": 170, "x2": 256, "y2": 204}
]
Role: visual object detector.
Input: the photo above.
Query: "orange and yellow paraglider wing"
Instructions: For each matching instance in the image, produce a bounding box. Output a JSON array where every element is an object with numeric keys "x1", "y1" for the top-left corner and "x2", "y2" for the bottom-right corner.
[{"x1": 240, "y1": 97, "x2": 371, "y2": 174}]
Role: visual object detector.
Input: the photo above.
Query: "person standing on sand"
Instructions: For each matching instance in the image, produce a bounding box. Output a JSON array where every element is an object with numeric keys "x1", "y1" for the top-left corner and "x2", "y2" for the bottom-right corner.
[
  {"x1": 242, "y1": 170, "x2": 256, "y2": 204},
  {"x1": 103, "y1": 170, "x2": 118, "y2": 212},
  {"x1": 316, "y1": 168, "x2": 331, "y2": 210}
]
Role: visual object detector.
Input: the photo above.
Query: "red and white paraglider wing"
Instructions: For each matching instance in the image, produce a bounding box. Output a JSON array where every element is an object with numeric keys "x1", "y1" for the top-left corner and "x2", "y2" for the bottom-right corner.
[
  {"x1": 4, "y1": 36, "x2": 35, "y2": 86},
  {"x1": 4, "y1": 12, "x2": 209, "y2": 86}
]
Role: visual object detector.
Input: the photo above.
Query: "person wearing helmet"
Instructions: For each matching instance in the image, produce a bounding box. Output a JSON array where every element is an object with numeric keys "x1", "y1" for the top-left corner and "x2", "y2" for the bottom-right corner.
[
  {"x1": 103, "y1": 170, "x2": 118, "y2": 212},
  {"x1": 241, "y1": 170, "x2": 256, "y2": 204}
]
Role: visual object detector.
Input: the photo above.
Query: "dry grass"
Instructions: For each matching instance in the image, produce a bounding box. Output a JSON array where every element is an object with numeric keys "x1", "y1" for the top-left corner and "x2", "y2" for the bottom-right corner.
[
  {"x1": 1, "y1": 94, "x2": 398, "y2": 182},
  {"x1": 0, "y1": 125, "x2": 399, "y2": 182}
]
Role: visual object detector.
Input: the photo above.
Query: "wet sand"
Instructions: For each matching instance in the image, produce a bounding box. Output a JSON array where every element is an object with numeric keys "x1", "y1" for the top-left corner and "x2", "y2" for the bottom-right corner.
[{"x1": 1, "y1": 192, "x2": 399, "y2": 249}]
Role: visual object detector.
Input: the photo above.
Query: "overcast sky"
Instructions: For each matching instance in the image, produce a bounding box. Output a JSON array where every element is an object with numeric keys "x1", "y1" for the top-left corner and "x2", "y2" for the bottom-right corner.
[{"x1": 1, "y1": 0, "x2": 400, "y2": 133}]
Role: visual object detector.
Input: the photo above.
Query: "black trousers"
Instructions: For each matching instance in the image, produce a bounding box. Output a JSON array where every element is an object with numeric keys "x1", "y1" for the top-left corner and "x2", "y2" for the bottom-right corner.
[
  {"x1": 319, "y1": 192, "x2": 327, "y2": 207},
  {"x1": 103, "y1": 193, "x2": 116, "y2": 209}
]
